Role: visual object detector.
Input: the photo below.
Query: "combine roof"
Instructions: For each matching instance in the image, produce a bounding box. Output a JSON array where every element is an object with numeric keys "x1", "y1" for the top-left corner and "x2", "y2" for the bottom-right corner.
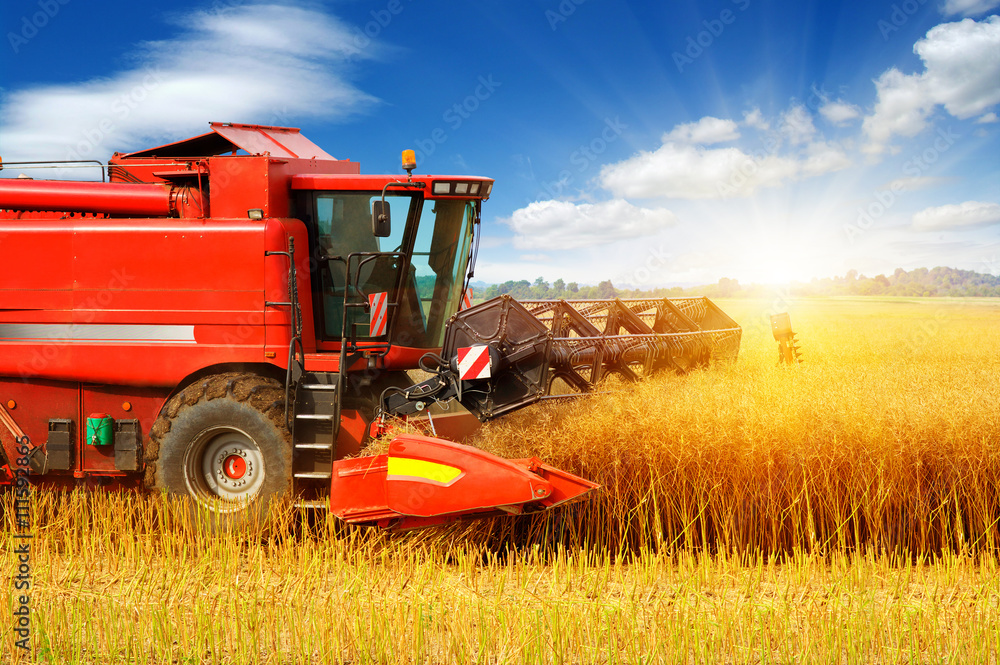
[{"x1": 118, "y1": 122, "x2": 336, "y2": 160}]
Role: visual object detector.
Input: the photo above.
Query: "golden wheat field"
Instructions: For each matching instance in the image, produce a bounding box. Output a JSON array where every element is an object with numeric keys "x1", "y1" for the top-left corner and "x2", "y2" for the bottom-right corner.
[{"x1": 3, "y1": 296, "x2": 999, "y2": 664}]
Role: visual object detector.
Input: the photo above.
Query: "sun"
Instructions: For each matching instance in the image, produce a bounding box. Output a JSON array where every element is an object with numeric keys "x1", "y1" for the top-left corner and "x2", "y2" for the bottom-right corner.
[{"x1": 737, "y1": 236, "x2": 825, "y2": 285}]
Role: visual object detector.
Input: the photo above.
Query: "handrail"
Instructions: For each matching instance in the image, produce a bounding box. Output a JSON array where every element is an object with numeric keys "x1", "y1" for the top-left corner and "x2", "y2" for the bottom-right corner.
[{"x1": 265, "y1": 237, "x2": 304, "y2": 429}]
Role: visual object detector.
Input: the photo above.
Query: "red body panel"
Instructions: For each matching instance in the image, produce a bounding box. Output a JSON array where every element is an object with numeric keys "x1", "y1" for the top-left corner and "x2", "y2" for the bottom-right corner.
[
  {"x1": 0, "y1": 379, "x2": 169, "y2": 481},
  {"x1": 0, "y1": 379, "x2": 77, "y2": 479},
  {"x1": 330, "y1": 435, "x2": 598, "y2": 529},
  {"x1": 335, "y1": 409, "x2": 368, "y2": 459},
  {"x1": 0, "y1": 217, "x2": 314, "y2": 387}
]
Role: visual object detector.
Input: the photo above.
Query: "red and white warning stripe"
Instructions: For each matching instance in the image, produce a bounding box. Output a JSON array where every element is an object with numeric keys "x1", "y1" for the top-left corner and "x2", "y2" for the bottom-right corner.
[
  {"x1": 456, "y1": 345, "x2": 491, "y2": 381},
  {"x1": 461, "y1": 287, "x2": 473, "y2": 310},
  {"x1": 369, "y1": 292, "x2": 388, "y2": 337}
]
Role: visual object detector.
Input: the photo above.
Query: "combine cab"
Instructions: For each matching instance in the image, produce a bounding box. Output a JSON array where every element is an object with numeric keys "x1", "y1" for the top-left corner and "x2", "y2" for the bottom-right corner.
[{"x1": 0, "y1": 123, "x2": 739, "y2": 528}]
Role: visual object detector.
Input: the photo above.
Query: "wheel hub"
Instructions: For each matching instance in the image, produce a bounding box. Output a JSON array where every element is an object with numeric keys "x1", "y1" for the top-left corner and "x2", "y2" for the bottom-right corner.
[
  {"x1": 184, "y1": 427, "x2": 266, "y2": 508},
  {"x1": 223, "y1": 454, "x2": 247, "y2": 480}
]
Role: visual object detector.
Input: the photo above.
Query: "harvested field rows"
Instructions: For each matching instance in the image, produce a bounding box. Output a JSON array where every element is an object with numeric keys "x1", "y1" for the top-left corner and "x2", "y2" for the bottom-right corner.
[{"x1": 3, "y1": 297, "x2": 999, "y2": 663}]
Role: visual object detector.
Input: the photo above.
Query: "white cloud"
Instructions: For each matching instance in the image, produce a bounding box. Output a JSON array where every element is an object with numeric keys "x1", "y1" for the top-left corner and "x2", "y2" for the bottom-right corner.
[
  {"x1": 600, "y1": 143, "x2": 795, "y2": 199},
  {"x1": 662, "y1": 117, "x2": 740, "y2": 144},
  {"x1": 819, "y1": 100, "x2": 862, "y2": 126},
  {"x1": 976, "y1": 111, "x2": 999, "y2": 123},
  {"x1": 862, "y1": 69, "x2": 931, "y2": 153},
  {"x1": 941, "y1": 0, "x2": 1000, "y2": 16},
  {"x1": 919, "y1": 17, "x2": 1000, "y2": 117},
  {"x1": 912, "y1": 200, "x2": 1000, "y2": 229},
  {"x1": 743, "y1": 108, "x2": 769, "y2": 130},
  {"x1": 503, "y1": 199, "x2": 677, "y2": 250},
  {"x1": 0, "y1": 4, "x2": 376, "y2": 163},
  {"x1": 519, "y1": 254, "x2": 551, "y2": 261},
  {"x1": 592, "y1": 104, "x2": 854, "y2": 201},
  {"x1": 779, "y1": 105, "x2": 817, "y2": 144},
  {"x1": 598, "y1": 138, "x2": 850, "y2": 200},
  {"x1": 863, "y1": 16, "x2": 1000, "y2": 154},
  {"x1": 801, "y1": 141, "x2": 853, "y2": 176}
]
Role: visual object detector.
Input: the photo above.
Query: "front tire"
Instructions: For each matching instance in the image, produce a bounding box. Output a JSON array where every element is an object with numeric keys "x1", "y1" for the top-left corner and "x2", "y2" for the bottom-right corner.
[{"x1": 145, "y1": 373, "x2": 291, "y2": 529}]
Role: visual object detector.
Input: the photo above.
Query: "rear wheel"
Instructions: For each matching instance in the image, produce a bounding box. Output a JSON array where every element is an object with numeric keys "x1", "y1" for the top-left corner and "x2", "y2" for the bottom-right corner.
[{"x1": 145, "y1": 373, "x2": 291, "y2": 528}]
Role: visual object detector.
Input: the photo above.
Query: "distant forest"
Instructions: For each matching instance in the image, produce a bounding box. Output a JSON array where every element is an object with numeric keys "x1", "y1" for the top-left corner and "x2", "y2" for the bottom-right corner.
[{"x1": 475, "y1": 266, "x2": 1000, "y2": 300}]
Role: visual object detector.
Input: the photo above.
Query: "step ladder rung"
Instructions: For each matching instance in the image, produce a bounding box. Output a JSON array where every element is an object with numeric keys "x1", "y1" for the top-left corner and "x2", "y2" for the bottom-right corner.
[
  {"x1": 295, "y1": 413, "x2": 337, "y2": 421},
  {"x1": 300, "y1": 384, "x2": 338, "y2": 391},
  {"x1": 295, "y1": 442, "x2": 333, "y2": 450},
  {"x1": 293, "y1": 499, "x2": 329, "y2": 510},
  {"x1": 294, "y1": 471, "x2": 333, "y2": 479}
]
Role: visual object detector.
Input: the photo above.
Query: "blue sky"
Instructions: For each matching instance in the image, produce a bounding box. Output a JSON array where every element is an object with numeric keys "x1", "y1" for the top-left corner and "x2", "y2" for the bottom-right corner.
[{"x1": 2, "y1": 0, "x2": 998, "y2": 287}]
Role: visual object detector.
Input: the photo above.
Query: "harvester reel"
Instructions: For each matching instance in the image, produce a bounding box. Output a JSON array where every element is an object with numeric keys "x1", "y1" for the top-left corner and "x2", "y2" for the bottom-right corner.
[{"x1": 385, "y1": 295, "x2": 742, "y2": 425}]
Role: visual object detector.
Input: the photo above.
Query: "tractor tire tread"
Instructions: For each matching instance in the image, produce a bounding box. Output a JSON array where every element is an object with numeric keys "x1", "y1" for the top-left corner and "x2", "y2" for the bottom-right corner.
[{"x1": 143, "y1": 372, "x2": 286, "y2": 493}]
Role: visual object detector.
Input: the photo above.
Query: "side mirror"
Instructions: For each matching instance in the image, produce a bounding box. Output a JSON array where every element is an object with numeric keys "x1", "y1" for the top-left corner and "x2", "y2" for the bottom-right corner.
[{"x1": 372, "y1": 200, "x2": 391, "y2": 237}]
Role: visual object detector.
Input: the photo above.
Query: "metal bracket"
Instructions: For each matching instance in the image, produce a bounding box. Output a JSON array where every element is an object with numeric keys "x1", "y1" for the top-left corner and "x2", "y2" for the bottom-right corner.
[
  {"x1": 0, "y1": 403, "x2": 47, "y2": 473},
  {"x1": 113, "y1": 419, "x2": 142, "y2": 471}
]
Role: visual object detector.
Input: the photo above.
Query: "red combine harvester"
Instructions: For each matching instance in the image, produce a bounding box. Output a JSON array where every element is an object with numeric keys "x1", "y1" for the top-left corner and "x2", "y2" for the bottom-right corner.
[{"x1": 0, "y1": 123, "x2": 741, "y2": 528}]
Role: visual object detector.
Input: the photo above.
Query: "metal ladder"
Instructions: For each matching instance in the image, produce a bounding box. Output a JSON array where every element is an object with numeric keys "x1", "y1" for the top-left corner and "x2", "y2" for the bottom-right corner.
[{"x1": 290, "y1": 372, "x2": 340, "y2": 508}]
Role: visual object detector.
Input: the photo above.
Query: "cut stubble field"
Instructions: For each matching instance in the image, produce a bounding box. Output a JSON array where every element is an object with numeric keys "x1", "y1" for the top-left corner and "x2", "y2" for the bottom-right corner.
[{"x1": 3, "y1": 297, "x2": 999, "y2": 664}]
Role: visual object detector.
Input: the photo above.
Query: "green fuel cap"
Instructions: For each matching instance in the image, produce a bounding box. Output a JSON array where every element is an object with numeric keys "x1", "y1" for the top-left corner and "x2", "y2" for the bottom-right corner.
[{"x1": 86, "y1": 414, "x2": 113, "y2": 446}]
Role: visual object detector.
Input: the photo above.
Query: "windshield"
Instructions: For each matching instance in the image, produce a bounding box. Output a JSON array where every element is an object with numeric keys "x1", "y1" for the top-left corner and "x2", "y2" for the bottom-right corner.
[
  {"x1": 308, "y1": 192, "x2": 475, "y2": 348},
  {"x1": 396, "y1": 199, "x2": 475, "y2": 348}
]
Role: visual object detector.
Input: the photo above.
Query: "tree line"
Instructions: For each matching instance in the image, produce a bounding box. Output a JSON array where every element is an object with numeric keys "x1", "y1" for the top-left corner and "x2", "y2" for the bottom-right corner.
[
  {"x1": 474, "y1": 266, "x2": 1000, "y2": 300},
  {"x1": 480, "y1": 278, "x2": 618, "y2": 301}
]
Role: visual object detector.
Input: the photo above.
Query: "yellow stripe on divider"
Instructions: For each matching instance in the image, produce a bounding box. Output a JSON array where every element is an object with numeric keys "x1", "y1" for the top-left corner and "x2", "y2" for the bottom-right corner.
[{"x1": 387, "y1": 457, "x2": 463, "y2": 486}]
